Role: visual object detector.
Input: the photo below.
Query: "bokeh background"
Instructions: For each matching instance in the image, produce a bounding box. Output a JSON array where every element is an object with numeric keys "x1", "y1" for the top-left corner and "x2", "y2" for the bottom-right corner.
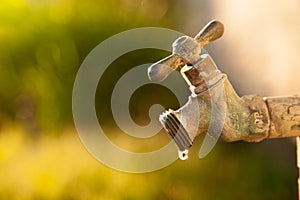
[{"x1": 0, "y1": 0, "x2": 299, "y2": 199}]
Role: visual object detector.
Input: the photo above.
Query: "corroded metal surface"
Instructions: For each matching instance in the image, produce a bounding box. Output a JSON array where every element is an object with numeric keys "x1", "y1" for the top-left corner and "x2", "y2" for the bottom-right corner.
[{"x1": 267, "y1": 96, "x2": 300, "y2": 138}]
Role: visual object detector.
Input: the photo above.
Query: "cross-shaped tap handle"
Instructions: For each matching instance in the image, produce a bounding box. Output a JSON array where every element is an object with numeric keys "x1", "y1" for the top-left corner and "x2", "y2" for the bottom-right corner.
[{"x1": 148, "y1": 20, "x2": 224, "y2": 82}]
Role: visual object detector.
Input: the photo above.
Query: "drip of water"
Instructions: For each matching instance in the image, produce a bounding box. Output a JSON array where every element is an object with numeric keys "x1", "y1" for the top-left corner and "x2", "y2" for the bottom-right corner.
[{"x1": 178, "y1": 149, "x2": 189, "y2": 160}]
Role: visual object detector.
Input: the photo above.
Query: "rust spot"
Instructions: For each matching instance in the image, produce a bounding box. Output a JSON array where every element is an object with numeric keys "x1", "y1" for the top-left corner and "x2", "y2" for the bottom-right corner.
[
  {"x1": 291, "y1": 124, "x2": 300, "y2": 131},
  {"x1": 288, "y1": 105, "x2": 300, "y2": 115}
]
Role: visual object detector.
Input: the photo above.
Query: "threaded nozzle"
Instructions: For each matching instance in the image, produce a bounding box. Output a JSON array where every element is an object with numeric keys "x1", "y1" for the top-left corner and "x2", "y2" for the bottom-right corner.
[{"x1": 159, "y1": 110, "x2": 193, "y2": 155}]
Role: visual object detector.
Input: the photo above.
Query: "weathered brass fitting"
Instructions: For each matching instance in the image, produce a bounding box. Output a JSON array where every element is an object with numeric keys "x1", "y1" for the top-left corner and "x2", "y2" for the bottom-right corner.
[{"x1": 148, "y1": 20, "x2": 300, "y2": 159}]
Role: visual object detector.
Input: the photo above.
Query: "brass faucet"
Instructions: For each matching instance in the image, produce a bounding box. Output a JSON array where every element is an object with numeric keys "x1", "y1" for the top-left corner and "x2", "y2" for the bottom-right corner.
[{"x1": 148, "y1": 20, "x2": 300, "y2": 160}]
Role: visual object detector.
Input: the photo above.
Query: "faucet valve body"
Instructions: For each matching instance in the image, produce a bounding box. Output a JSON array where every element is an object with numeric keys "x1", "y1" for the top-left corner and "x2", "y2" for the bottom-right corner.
[{"x1": 148, "y1": 20, "x2": 300, "y2": 158}]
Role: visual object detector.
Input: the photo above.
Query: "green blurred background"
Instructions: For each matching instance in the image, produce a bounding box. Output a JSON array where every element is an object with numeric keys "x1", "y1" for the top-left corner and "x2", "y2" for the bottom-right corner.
[{"x1": 0, "y1": 0, "x2": 299, "y2": 199}]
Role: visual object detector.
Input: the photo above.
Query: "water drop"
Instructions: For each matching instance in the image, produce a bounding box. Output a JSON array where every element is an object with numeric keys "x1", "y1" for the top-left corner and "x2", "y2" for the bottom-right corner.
[{"x1": 178, "y1": 149, "x2": 189, "y2": 160}]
